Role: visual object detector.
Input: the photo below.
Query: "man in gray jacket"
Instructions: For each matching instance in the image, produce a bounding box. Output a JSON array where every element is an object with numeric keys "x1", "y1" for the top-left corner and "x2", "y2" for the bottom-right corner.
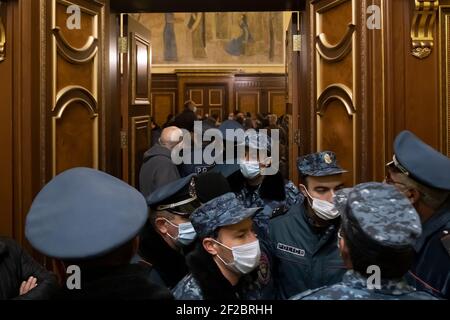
[{"x1": 139, "y1": 126, "x2": 183, "y2": 197}]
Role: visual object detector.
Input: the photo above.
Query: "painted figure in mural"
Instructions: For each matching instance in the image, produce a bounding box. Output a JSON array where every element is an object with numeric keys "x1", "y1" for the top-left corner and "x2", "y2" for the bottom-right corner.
[
  {"x1": 163, "y1": 13, "x2": 178, "y2": 61},
  {"x1": 187, "y1": 13, "x2": 207, "y2": 59},
  {"x1": 269, "y1": 13, "x2": 275, "y2": 61},
  {"x1": 226, "y1": 14, "x2": 253, "y2": 56}
]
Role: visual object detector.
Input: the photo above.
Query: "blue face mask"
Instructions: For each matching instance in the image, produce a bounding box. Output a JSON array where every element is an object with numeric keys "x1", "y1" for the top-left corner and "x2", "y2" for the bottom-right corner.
[
  {"x1": 240, "y1": 162, "x2": 261, "y2": 179},
  {"x1": 164, "y1": 219, "x2": 197, "y2": 246}
]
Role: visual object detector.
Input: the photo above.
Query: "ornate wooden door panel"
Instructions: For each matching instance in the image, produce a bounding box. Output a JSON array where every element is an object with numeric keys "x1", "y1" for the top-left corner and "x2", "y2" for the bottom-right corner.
[
  {"x1": 120, "y1": 14, "x2": 152, "y2": 188},
  {"x1": 45, "y1": 0, "x2": 106, "y2": 178}
]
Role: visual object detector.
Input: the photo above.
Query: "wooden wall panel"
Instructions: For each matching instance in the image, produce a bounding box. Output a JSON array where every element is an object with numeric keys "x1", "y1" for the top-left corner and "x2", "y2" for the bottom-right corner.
[
  {"x1": 151, "y1": 92, "x2": 176, "y2": 127},
  {"x1": 234, "y1": 74, "x2": 286, "y2": 114},
  {"x1": 131, "y1": 116, "x2": 150, "y2": 188},
  {"x1": 152, "y1": 73, "x2": 286, "y2": 120},
  {"x1": 300, "y1": 0, "x2": 450, "y2": 185},
  {"x1": 0, "y1": 0, "x2": 43, "y2": 246},
  {"x1": 0, "y1": 0, "x2": 13, "y2": 238},
  {"x1": 269, "y1": 91, "x2": 287, "y2": 116},
  {"x1": 384, "y1": 0, "x2": 443, "y2": 162},
  {"x1": 318, "y1": 100, "x2": 355, "y2": 184},
  {"x1": 236, "y1": 92, "x2": 260, "y2": 115},
  {"x1": 442, "y1": 6, "x2": 450, "y2": 156},
  {"x1": 177, "y1": 72, "x2": 235, "y2": 117},
  {"x1": 54, "y1": 102, "x2": 97, "y2": 174},
  {"x1": 46, "y1": 0, "x2": 106, "y2": 178},
  {"x1": 312, "y1": 0, "x2": 357, "y2": 185}
]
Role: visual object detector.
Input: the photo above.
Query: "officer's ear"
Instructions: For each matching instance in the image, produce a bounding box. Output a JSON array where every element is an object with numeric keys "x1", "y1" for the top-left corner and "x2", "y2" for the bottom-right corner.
[
  {"x1": 404, "y1": 188, "x2": 421, "y2": 205},
  {"x1": 202, "y1": 238, "x2": 219, "y2": 256},
  {"x1": 155, "y1": 217, "x2": 169, "y2": 235}
]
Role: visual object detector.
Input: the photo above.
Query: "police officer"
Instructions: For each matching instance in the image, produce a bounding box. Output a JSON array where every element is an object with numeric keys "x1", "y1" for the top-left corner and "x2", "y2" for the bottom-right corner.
[
  {"x1": 385, "y1": 130, "x2": 450, "y2": 299},
  {"x1": 236, "y1": 131, "x2": 300, "y2": 238},
  {"x1": 25, "y1": 167, "x2": 173, "y2": 300},
  {"x1": 269, "y1": 151, "x2": 347, "y2": 299},
  {"x1": 292, "y1": 182, "x2": 437, "y2": 300},
  {"x1": 138, "y1": 172, "x2": 231, "y2": 289},
  {"x1": 172, "y1": 193, "x2": 263, "y2": 300},
  {"x1": 236, "y1": 131, "x2": 299, "y2": 208}
]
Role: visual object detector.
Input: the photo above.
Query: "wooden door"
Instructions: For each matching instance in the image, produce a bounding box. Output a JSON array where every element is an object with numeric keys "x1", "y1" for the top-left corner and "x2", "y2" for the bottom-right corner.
[
  {"x1": 120, "y1": 14, "x2": 152, "y2": 188},
  {"x1": 285, "y1": 13, "x2": 302, "y2": 185},
  {"x1": 185, "y1": 85, "x2": 227, "y2": 122}
]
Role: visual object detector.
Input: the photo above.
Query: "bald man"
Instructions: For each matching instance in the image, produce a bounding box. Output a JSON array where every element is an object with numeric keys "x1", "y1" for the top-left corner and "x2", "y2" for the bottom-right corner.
[{"x1": 139, "y1": 126, "x2": 183, "y2": 197}]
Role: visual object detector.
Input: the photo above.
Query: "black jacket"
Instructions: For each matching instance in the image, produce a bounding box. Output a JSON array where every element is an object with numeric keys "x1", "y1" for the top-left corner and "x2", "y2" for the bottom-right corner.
[
  {"x1": 55, "y1": 264, "x2": 174, "y2": 300},
  {"x1": 0, "y1": 237, "x2": 59, "y2": 300},
  {"x1": 174, "y1": 109, "x2": 197, "y2": 132},
  {"x1": 138, "y1": 221, "x2": 191, "y2": 289},
  {"x1": 139, "y1": 144, "x2": 180, "y2": 198},
  {"x1": 406, "y1": 199, "x2": 450, "y2": 299}
]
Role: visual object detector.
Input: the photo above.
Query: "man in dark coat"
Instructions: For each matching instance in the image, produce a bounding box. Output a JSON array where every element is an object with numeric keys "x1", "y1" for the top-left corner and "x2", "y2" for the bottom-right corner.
[
  {"x1": 386, "y1": 131, "x2": 450, "y2": 299},
  {"x1": 139, "y1": 126, "x2": 183, "y2": 198},
  {"x1": 269, "y1": 151, "x2": 347, "y2": 299},
  {"x1": 137, "y1": 172, "x2": 232, "y2": 289},
  {"x1": 174, "y1": 100, "x2": 198, "y2": 132},
  {"x1": 25, "y1": 167, "x2": 173, "y2": 300},
  {"x1": 0, "y1": 237, "x2": 58, "y2": 300}
]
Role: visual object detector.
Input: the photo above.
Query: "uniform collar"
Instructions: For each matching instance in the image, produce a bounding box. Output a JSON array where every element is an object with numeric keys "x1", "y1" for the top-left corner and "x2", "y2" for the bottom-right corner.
[
  {"x1": 414, "y1": 199, "x2": 450, "y2": 252},
  {"x1": 343, "y1": 270, "x2": 417, "y2": 296}
]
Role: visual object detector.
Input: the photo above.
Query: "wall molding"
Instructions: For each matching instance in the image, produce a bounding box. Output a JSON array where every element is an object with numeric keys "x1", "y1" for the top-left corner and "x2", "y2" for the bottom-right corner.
[
  {"x1": 317, "y1": 84, "x2": 355, "y2": 116},
  {"x1": 316, "y1": 23, "x2": 356, "y2": 62},
  {"x1": 54, "y1": 85, "x2": 98, "y2": 117},
  {"x1": 52, "y1": 27, "x2": 98, "y2": 64},
  {"x1": 411, "y1": 0, "x2": 440, "y2": 59}
]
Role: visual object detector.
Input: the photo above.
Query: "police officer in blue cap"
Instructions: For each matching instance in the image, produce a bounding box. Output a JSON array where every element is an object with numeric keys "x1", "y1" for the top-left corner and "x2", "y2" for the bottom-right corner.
[
  {"x1": 172, "y1": 193, "x2": 263, "y2": 300},
  {"x1": 269, "y1": 151, "x2": 347, "y2": 299},
  {"x1": 386, "y1": 130, "x2": 450, "y2": 299},
  {"x1": 25, "y1": 168, "x2": 173, "y2": 300},
  {"x1": 236, "y1": 131, "x2": 300, "y2": 239},
  {"x1": 138, "y1": 172, "x2": 231, "y2": 289},
  {"x1": 292, "y1": 182, "x2": 437, "y2": 300}
]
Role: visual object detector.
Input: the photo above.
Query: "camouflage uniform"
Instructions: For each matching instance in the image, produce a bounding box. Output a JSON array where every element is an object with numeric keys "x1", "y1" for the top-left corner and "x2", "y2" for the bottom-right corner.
[
  {"x1": 291, "y1": 270, "x2": 437, "y2": 300},
  {"x1": 172, "y1": 274, "x2": 205, "y2": 300},
  {"x1": 236, "y1": 131, "x2": 301, "y2": 237},
  {"x1": 172, "y1": 192, "x2": 274, "y2": 300},
  {"x1": 292, "y1": 182, "x2": 437, "y2": 300}
]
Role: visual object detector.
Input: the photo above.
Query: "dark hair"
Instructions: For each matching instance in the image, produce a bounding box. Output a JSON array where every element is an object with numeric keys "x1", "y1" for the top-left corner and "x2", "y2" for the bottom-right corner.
[
  {"x1": 342, "y1": 229, "x2": 415, "y2": 279},
  {"x1": 148, "y1": 208, "x2": 175, "y2": 228},
  {"x1": 299, "y1": 174, "x2": 309, "y2": 188}
]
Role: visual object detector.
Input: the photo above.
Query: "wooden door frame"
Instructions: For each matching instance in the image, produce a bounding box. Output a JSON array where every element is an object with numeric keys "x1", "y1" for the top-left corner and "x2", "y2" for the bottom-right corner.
[{"x1": 176, "y1": 71, "x2": 235, "y2": 115}]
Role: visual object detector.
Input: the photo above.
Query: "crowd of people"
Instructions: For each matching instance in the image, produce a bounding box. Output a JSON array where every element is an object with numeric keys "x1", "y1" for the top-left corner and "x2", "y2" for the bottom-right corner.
[{"x1": 1, "y1": 100, "x2": 449, "y2": 301}]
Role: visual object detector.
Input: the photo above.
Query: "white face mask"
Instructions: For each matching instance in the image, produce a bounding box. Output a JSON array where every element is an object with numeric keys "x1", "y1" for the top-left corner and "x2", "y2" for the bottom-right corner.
[
  {"x1": 240, "y1": 162, "x2": 261, "y2": 179},
  {"x1": 164, "y1": 219, "x2": 197, "y2": 246},
  {"x1": 213, "y1": 239, "x2": 261, "y2": 275},
  {"x1": 300, "y1": 185, "x2": 340, "y2": 221},
  {"x1": 192, "y1": 106, "x2": 197, "y2": 113}
]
